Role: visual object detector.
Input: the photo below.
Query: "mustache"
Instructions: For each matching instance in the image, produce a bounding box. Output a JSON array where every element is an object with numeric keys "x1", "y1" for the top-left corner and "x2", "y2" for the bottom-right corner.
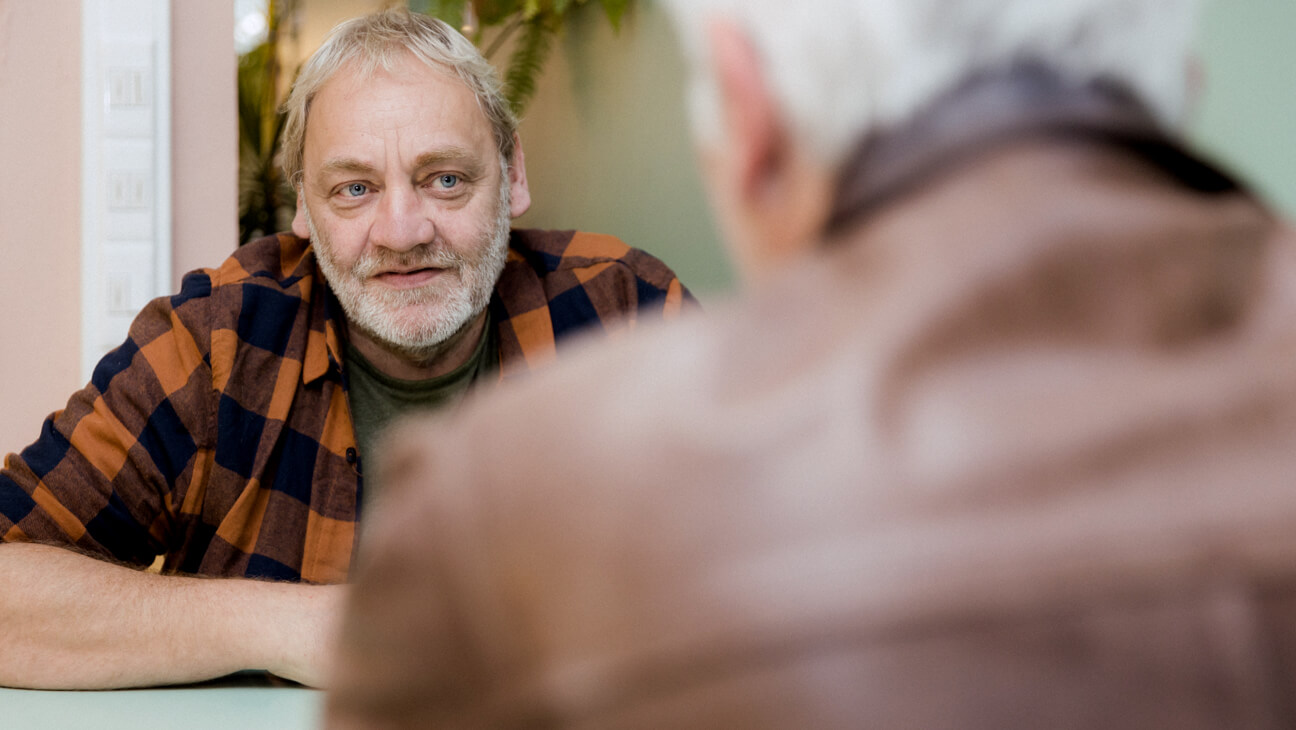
[{"x1": 350, "y1": 243, "x2": 468, "y2": 278}]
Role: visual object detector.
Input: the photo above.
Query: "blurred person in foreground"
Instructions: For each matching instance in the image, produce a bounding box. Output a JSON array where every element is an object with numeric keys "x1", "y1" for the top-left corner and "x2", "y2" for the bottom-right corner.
[
  {"x1": 0, "y1": 9, "x2": 691, "y2": 690},
  {"x1": 327, "y1": 0, "x2": 1296, "y2": 727}
]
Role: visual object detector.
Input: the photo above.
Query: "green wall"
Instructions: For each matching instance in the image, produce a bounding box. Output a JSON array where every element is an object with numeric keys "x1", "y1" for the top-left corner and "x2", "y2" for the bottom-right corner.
[
  {"x1": 516, "y1": 0, "x2": 1296, "y2": 299},
  {"x1": 514, "y1": 2, "x2": 733, "y2": 298},
  {"x1": 1190, "y1": 0, "x2": 1296, "y2": 216},
  {"x1": 515, "y1": 2, "x2": 736, "y2": 298}
]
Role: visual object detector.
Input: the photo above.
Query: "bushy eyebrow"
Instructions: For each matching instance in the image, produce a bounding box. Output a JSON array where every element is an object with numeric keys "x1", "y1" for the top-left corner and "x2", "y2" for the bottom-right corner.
[
  {"x1": 317, "y1": 157, "x2": 378, "y2": 180},
  {"x1": 316, "y1": 147, "x2": 487, "y2": 180},
  {"x1": 411, "y1": 147, "x2": 486, "y2": 178}
]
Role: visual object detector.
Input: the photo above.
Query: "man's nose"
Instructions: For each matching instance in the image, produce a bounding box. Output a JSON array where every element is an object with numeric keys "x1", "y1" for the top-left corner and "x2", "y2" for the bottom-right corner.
[{"x1": 370, "y1": 186, "x2": 434, "y2": 252}]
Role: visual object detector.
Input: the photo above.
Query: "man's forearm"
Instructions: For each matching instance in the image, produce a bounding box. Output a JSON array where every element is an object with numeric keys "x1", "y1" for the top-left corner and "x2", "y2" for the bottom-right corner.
[{"x1": 0, "y1": 542, "x2": 343, "y2": 689}]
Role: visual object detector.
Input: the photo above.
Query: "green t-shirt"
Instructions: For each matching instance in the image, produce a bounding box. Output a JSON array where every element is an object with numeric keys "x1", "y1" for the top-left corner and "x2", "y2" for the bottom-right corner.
[{"x1": 345, "y1": 316, "x2": 498, "y2": 501}]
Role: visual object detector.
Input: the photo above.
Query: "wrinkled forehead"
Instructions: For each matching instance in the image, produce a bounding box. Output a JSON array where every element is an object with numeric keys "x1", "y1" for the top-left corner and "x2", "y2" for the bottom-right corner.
[
  {"x1": 301, "y1": 55, "x2": 496, "y2": 169},
  {"x1": 306, "y1": 51, "x2": 498, "y2": 146}
]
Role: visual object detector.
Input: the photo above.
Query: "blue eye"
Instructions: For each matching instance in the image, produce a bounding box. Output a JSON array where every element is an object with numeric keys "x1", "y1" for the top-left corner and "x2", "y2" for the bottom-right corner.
[
  {"x1": 436, "y1": 174, "x2": 459, "y2": 188},
  {"x1": 344, "y1": 183, "x2": 368, "y2": 197}
]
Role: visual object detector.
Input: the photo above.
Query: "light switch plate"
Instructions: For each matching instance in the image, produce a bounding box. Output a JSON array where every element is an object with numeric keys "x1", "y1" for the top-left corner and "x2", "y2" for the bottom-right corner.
[{"x1": 81, "y1": 0, "x2": 170, "y2": 383}]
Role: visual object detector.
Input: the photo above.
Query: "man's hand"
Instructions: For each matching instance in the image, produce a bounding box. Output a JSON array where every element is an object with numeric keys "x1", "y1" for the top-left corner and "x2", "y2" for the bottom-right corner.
[{"x1": 0, "y1": 542, "x2": 347, "y2": 689}]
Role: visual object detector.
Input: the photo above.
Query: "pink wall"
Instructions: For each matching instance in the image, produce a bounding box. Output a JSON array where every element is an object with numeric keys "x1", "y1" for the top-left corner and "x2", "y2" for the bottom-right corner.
[
  {"x1": 0, "y1": 2, "x2": 84, "y2": 452},
  {"x1": 172, "y1": 2, "x2": 237, "y2": 283},
  {"x1": 0, "y1": 2, "x2": 236, "y2": 454}
]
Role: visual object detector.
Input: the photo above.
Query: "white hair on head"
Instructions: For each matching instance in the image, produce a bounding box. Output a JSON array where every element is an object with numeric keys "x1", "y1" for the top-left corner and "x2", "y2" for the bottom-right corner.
[{"x1": 658, "y1": 0, "x2": 1201, "y2": 168}]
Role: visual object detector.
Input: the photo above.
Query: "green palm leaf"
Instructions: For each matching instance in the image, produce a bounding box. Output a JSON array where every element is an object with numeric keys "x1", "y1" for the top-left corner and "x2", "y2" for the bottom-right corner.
[
  {"x1": 417, "y1": 0, "x2": 634, "y2": 117},
  {"x1": 598, "y1": 0, "x2": 628, "y2": 30},
  {"x1": 502, "y1": 16, "x2": 559, "y2": 117}
]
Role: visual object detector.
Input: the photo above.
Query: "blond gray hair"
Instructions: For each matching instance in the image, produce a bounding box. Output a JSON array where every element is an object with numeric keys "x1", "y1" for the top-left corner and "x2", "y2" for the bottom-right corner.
[
  {"x1": 281, "y1": 8, "x2": 516, "y2": 188},
  {"x1": 659, "y1": 0, "x2": 1200, "y2": 168}
]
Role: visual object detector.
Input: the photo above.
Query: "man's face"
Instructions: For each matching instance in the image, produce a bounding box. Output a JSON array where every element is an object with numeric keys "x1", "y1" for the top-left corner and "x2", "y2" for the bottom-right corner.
[{"x1": 292, "y1": 52, "x2": 530, "y2": 357}]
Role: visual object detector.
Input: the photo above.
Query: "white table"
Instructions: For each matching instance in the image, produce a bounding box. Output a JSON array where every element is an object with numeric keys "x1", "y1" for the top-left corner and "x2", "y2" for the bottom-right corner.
[{"x1": 0, "y1": 673, "x2": 322, "y2": 730}]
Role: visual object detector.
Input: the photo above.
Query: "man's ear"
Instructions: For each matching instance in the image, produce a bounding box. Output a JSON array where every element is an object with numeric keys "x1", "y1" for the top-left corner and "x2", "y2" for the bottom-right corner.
[
  {"x1": 506, "y1": 134, "x2": 532, "y2": 218},
  {"x1": 706, "y1": 20, "x2": 833, "y2": 277},
  {"x1": 709, "y1": 19, "x2": 784, "y2": 208},
  {"x1": 291, "y1": 189, "x2": 311, "y2": 239}
]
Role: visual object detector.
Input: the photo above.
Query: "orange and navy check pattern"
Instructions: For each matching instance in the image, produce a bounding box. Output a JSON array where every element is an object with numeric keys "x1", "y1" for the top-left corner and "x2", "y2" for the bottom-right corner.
[{"x1": 0, "y1": 229, "x2": 693, "y2": 583}]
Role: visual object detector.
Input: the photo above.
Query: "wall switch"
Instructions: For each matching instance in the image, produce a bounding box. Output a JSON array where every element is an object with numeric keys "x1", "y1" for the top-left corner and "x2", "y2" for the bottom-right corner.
[
  {"x1": 106, "y1": 273, "x2": 133, "y2": 314},
  {"x1": 107, "y1": 170, "x2": 149, "y2": 209},
  {"x1": 107, "y1": 66, "x2": 147, "y2": 108}
]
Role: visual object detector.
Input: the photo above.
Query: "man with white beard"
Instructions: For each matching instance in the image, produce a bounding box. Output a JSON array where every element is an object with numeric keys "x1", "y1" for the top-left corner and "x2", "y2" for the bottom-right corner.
[
  {"x1": 326, "y1": 0, "x2": 1296, "y2": 727},
  {"x1": 0, "y1": 9, "x2": 691, "y2": 690}
]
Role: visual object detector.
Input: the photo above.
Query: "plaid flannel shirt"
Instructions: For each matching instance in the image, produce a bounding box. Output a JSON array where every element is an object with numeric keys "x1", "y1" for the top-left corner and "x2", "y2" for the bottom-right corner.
[{"x1": 0, "y1": 229, "x2": 693, "y2": 583}]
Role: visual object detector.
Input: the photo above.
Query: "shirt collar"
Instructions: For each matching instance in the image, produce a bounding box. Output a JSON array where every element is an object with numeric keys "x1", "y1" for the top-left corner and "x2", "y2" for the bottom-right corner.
[
  {"x1": 826, "y1": 64, "x2": 1245, "y2": 236},
  {"x1": 303, "y1": 261, "x2": 347, "y2": 385}
]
